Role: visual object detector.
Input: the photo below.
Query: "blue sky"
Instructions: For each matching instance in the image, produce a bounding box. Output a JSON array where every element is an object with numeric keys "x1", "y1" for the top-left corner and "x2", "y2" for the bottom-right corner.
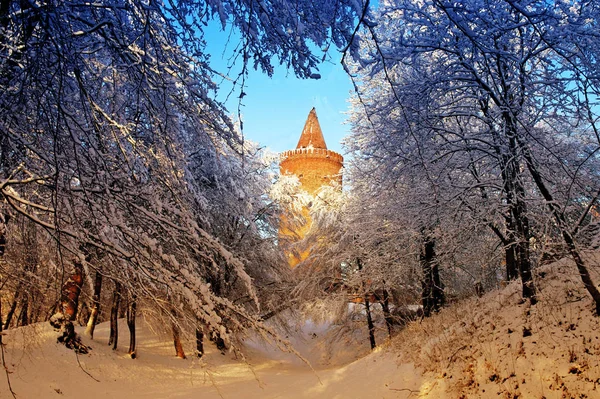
[{"x1": 205, "y1": 26, "x2": 354, "y2": 156}]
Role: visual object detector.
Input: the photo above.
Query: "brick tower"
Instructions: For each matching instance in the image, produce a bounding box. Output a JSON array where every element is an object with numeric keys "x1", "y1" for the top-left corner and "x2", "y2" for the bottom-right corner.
[{"x1": 279, "y1": 108, "x2": 344, "y2": 268}]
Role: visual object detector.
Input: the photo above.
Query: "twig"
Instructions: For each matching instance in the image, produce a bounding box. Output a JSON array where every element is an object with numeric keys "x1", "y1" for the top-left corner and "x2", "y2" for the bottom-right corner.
[
  {"x1": 447, "y1": 344, "x2": 468, "y2": 369},
  {"x1": 389, "y1": 387, "x2": 419, "y2": 397},
  {"x1": 204, "y1": 367, "x2": 225, "y2": 399},
  {"x1": 75, "y1": 351, "x2": 100, "y2": 382},
  {"x1": 1, "y1": 335, "x2": 17, "y2": 398}
]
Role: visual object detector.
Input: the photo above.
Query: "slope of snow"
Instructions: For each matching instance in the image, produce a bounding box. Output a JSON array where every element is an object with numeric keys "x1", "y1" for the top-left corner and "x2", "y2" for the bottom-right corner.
[{"x1": 393, "y1": 255, "x2": 600, "y2": 398}]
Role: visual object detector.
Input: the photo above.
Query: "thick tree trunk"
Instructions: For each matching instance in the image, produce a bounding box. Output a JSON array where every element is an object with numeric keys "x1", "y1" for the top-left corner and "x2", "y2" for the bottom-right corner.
[
  {"x1": 195, "y1": 327, "x2": 204, "y2": 358},
  {"x1": 127, "y1": 297, "x2": 137, "y2": 359},
  {"x1": 491, "y1": 111, "x2": 537, "y2": 304},
  {"x1": 85, "y1": 269, "x2": 103, "y2": 339},
  {"x1": 172, "y1": 322, "x2": 186, "y2": 359},
  {"x1": 512, "y1": 200, "x2": 536, "y2": 304},
  {"x1": 49, "y1": 261, "x2": 88, "y2": 353},
  {"x1": 364, "y1": 295, "x2": 376, "y2": 350},
  {"x1": 421, "y1": 236, "x2": 444, "y2": 317},
  {"x1": 108, "y1": 281, "x2": 121, "y2": 350},
  {"x1": 61, "y1": 261, "x2": 84, "y2": 321},
  {"x1": 505, "y1": 244, "x2": 518, "y2": 281},
  {"x1": 507, "y1": 120, "x2": 537, "y2": 303}
]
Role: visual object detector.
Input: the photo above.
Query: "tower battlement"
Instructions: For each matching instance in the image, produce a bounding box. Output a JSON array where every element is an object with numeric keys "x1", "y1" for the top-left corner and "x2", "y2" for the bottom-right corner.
[{"x1": 280, "y1": 148, "x2": 344, "y2": 164}]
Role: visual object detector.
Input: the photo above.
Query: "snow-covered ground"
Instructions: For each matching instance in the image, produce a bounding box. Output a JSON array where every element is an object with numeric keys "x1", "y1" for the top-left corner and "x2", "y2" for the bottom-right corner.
[
  {"x1": 0, "y1": 309, "x2": 420, "y2": 398},
  {"x1": 2, "y1": 255, "x2": 600, "y2": 398},
  {"x1": 392, "y1": 255, "x2": 600, "y2": 398}
]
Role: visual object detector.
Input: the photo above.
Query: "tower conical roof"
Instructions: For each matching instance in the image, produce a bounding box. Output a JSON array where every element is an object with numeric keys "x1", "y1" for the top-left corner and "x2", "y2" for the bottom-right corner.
[{"x1": 296, "y1": 108, "x2": 327, "y2": 149}]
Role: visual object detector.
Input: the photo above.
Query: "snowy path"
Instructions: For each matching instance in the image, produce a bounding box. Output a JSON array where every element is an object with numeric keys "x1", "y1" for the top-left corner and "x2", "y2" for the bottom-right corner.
[{"x1": 0, "y1": 320, "x2": 421, "y2": 399}]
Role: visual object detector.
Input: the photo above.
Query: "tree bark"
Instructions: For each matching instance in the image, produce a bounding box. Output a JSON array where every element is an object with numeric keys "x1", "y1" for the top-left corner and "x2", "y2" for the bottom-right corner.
[
  {"x1": 195, "y1": 327, "x2": 204, "y2": 358},
  {"x1": 511, "y1": 196, "x2": 536, "y2": 304},
  {"x1": 3, "y1": 288, "x2": 20, "y2": 329},
  {"x1": 61, "y1": 261, "x2": 84, "y2": 321},
  {"x1": 211, "y1": 330, "x2": 226, "y2": 353},
  {"x1": 172, "y1": 322, "x2": 186, "y2": 359},
  {"x1": 364, "y1": 294, "x2": 376, "y2": 350},
  {"x1": 356, "y1": 258, "x2": 376, "y2": 349},
  {"x1": 487, "y1": 102, "x2": 537, "y2": 303},
  {"x1": 0, "y1": 230, "x2": 5, "y2": 256},
  {"x1": 504, "y1": 219, "x2": 520, "y2": 281},
  {"x1": 421, "y1": 235, "x2": 444, "y2": 317},
  {"x1": 50, "y1": 261, "x2": 88, "y2": 353},
  {"x1": 108, "y1": 281, "x2": 121, "y2": 350},
  {"x1": 380, "y1": 287, "x2": 394, "y2": 338},
  {"x1": 17, "y1": 296, "x2": 28, "y2": 327},
  {"x1": 85, "y1": 269, "x2": 103, "y2": 339},
  {"x1": 127, "y1": 297, "x2": 137, "y2": 359},
  {"x1": 506, "y1": 115, "x2": 537, "y2": 303},
  {"x1": 0, "y1": 214, "x2": 8, "y2": 257}
]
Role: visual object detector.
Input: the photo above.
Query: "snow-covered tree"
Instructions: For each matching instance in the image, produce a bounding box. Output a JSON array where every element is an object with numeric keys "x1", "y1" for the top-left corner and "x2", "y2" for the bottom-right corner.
[
  {"x1": 345, "y1": 0, "x2": 600, "y2": 312},
  {"x1": 0, "y1": 0, "x2": 366, "y2": 352}
]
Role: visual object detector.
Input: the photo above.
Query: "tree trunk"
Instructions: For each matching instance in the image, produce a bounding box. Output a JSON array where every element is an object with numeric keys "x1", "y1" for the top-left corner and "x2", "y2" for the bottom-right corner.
[
  {"x1": 379, "y1": 288, "x2": 394, "y2": 338},
  {"x1": 506, "y1": 119, "x2": 537, "y2": 303},
  {"x1": 3, "y1": 288, "x2": 20, "y2": 329},
  {"x1": 49, "y1": 261, "x2": 88, "y2": 353},
  {"x1": 364, "y1": 295, "x2": 376, "y2": 350},
  {"x1": 61, "y1": 261, "x2": 84, "y2": 321},
  {"x1": 172, "y1": 322, "x2": 186, "y2": 359},
  {"x1": 127, "y1": 297, "x2": 137, "y2": 359},
  {"x1": 195, "y1": 327, "x2": 204, "y2": 358},
  {"x1": 504, "y1": 225, "x2": 519, "y2": 281},
  {"x1": 432, "y1": 258, "x2": 445, "y2": 308},
  {"x1": 211, "y1": 330, "x2": 226, "y2": 353},
  {"x1": 512, "y1": 200, "x2": 536, "y2": 304},
  {"x1": 17, "y1": 296, "x2": 28, "y2": 327},
  {"x1": 356, "y1": 258, "x2": 376, "y2": 349},
  {"x1": 490, "y1": 111, "x2": 537, "y2": 304},
  {"x1": 421, "y1": 235, "x2": 444, "y2": 317},
  {"x1": 0, "y1": 228, "x2": 5, "y2": 256},
  {"x1": 0, "y1": 214, "x2": 8, "y2": 257},
  {"x1": 108, "y1": 281, "x2": 121, "y2": 350},
  {"x1": 85, "y1": 269, "x2": 103, "y2": 339}
]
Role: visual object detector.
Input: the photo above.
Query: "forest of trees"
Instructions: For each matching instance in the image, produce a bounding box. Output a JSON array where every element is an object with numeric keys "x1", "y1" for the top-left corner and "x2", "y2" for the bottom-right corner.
[{"x1": 1, "y1": 0, "x2": 600, "y2": 369}]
